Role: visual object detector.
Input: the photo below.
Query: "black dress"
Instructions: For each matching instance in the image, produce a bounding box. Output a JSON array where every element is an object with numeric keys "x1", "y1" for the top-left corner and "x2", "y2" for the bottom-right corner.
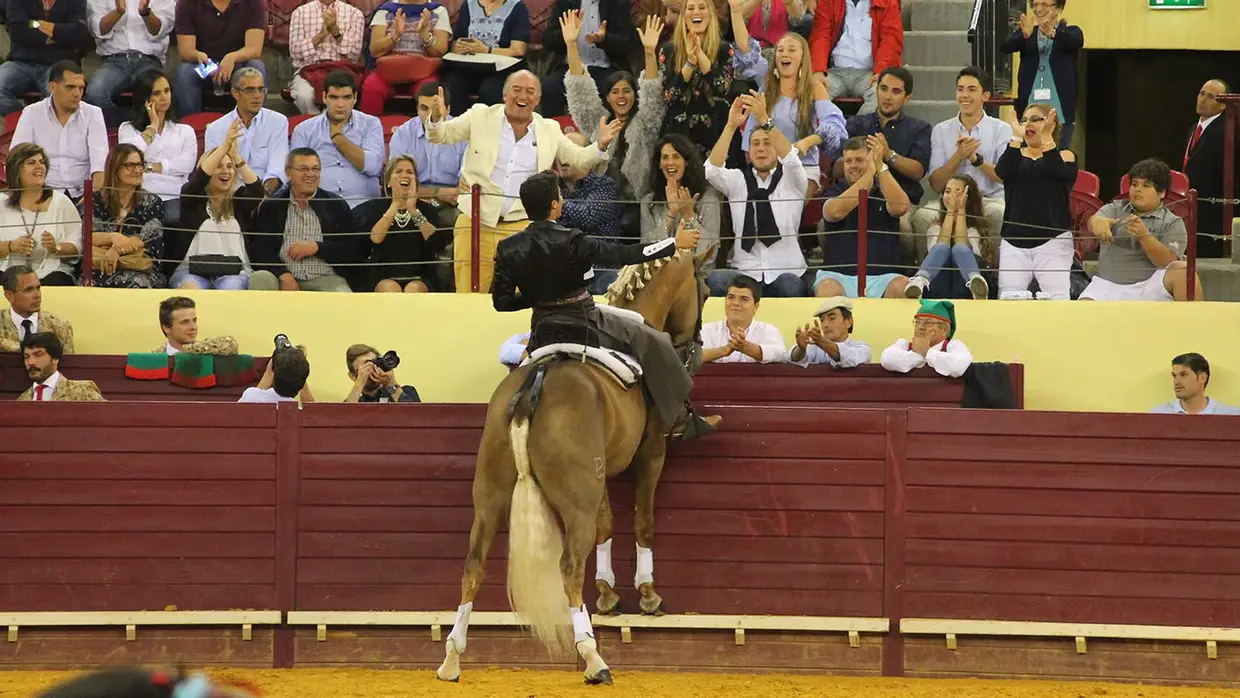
[{"x1": 353, "y1": 198, "x2": 452, "y2": 291}]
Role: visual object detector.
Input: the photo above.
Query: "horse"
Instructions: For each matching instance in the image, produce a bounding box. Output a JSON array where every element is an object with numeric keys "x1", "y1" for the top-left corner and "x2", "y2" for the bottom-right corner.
[{"x1": 436, "y1": 246, "x2": 711, "y2": 685}]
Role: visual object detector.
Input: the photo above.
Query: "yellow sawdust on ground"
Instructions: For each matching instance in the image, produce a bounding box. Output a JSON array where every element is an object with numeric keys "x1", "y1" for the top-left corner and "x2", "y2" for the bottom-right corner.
[{"x1": 4, "y1": 669, "x2": 1240, "y2": 698}]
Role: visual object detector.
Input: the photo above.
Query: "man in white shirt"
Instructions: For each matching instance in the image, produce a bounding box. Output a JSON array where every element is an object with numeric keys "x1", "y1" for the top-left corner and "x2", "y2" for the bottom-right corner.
[
  {"x1": 880, "y1": 299, "x2": 972, "y2": 378},
  {"x1": 18, "y1": 331, "x2": 104, "y2": 402},
  {"x1": 913, "y1": 66, "x2": 1013, "y2": 243},
  {"x1": 701, "y1": 274, "x2": 787, "y2": 364},
  {"x1": 789, "y1": 296, "x2": 872, "y2": 368},
  {"x1": 705, "y1": 94, "x2": 809, "y2": 299},
  {"x1": 1151, "y1": 353, "x2": 1240, "y2": 415},
  {"x1": 423, "y1": 70, "x2": 616, "y2": 292},
  {"x1": 11, "y1": 62, "x2": 108, "y2": 199},
  {"x1": 238, "y1": 346, "x2": 311, "y2": 404},
  {"x1": 205, "y1": 68, "x2": 290, "y2": 194},
  {"x1": 84, "y1": 0, "x2": 176, "y2": 127}
]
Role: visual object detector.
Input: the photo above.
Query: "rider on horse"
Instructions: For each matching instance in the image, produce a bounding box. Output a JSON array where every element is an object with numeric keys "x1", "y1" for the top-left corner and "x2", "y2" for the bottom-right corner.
[{"x1": 492, "y1": 171, "x2": 721, "y2": 440}]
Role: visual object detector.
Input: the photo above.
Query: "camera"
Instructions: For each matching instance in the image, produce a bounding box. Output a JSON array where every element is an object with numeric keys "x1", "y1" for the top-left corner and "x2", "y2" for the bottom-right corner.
[
  {"x1": 274, "y1": 334, "x2": 294, "y2": 353},
  {"x1": 370, "y1": 350, "x2": 400, "y2": 372}
]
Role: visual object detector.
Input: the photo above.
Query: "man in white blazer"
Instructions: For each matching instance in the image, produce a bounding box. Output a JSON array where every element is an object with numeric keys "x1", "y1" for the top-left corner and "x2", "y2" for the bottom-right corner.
[{"x1": 425, "y1": 70, "x2": 621, "y2": 292}]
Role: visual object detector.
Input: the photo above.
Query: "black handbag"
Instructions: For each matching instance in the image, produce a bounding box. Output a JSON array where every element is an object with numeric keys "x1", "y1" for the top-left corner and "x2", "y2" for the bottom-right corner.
[{"x1": 187, "y1": 254, "x2": 244, "y2": 278}]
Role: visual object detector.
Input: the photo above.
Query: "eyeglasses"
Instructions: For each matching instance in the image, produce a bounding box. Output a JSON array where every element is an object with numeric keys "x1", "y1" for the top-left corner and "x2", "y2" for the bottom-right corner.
[
  {"x1": 1019, "y1": 115, "x2": 1047, "y2": 124},
  {"x1": 913, "y1": 319, "x2": 945, "y2": 329},
  {"x1": 291, "y1": 166, "x2": 321, "y2": 173},
  {"x1": 121, "y1": 161, "x2": 146, "y2": 171},
  {"x1": 234, "y1": 86, "x2": 266, "y2": 95}
]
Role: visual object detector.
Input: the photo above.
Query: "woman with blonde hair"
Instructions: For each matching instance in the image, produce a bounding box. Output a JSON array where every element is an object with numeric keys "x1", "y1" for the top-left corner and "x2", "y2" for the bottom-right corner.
[
  {"x1": 995, "y1": 104, "x2": 1078, "y2": 300},
  {"x1": 744, "y1": 32, "x2": 845, "y2": 198},
  {"x1": 659, "y1": 0, "x2": 765, "y2": 161},
  {"x1": 90, "y1": 144, "x2": 166, "y2": 288},
  {"x1": 0, "y1": 144, "x2": 81, "y2": 286},
  {"x1": 166, "y1": 120, "x2": 266, "y2": 290},
  {"x1": 354, "y1": 155, "x2": 450, "y2": 292}
]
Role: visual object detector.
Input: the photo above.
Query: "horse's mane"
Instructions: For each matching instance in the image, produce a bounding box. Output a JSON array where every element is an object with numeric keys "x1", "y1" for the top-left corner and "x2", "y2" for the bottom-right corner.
[{"x1": 604, "y1": 250, "x2": 686, "y2": 303}]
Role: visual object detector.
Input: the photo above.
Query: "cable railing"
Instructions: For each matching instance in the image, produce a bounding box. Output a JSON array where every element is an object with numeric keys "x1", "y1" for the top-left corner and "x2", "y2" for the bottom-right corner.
[{"x1": 2, "y1": 179, "x2": 1215, "y2": 300}]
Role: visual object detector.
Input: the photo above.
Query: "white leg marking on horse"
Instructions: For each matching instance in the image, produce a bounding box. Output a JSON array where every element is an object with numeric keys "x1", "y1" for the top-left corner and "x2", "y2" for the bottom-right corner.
[
  {"x1": 634, "y1": 543, "x2": 654, "y2": 589},
  {"x1": 595, "y1": 538, "x2": 616, "y2": 587},
  {"x1": 573, "y1": 604, "x2": 611, "y2": 681},
  {"x1": 436, "y1": 601, "x2": 472, "y2": 682}
]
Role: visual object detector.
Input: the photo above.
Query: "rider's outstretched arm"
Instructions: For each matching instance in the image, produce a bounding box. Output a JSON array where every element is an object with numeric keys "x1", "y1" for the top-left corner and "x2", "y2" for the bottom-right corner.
[{"x1": 573, "y1": 232, "x2": 678, "y2": 269}]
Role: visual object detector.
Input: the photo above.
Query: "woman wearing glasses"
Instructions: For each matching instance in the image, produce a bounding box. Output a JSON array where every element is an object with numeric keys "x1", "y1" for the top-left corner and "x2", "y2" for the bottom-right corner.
[
  {"x1": 89, "y1": 144, "x2": 167, "y2": 288},
  {"x1": 995, "y1": 104, "x2": 1078, "y2": 300},
  {"x1": 117, "y1": 71, "x2": 199, "y2": 227}
]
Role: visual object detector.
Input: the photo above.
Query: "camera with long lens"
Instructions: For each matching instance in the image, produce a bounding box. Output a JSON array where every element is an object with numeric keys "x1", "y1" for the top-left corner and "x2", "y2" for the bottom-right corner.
[{"x1": 370, "y1": 350, "x2": 400, "y2": 372}]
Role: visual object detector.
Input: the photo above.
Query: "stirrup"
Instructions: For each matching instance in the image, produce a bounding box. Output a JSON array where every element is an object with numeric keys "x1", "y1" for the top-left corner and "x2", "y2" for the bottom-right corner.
[{"x1": 670, "y1": 411, "x2": 718, "y2": 441}]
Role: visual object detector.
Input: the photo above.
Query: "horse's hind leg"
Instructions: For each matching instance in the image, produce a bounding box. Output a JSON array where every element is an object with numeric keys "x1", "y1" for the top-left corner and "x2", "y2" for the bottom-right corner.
[
  {"x1": 593, "y1": 486, "x2": 621, "y2": 615},
  {"x1": 561, "y1": 504, "x2": 613, "y2": 685},
  {"x1": 437, "y1": 468, "x2": 512, "y2": 682}
]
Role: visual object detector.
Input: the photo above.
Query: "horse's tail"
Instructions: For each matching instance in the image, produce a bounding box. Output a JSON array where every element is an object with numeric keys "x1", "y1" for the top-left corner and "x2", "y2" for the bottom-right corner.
[{"x1": 506, "y1": 407, "x2": 573, "y2": 658}]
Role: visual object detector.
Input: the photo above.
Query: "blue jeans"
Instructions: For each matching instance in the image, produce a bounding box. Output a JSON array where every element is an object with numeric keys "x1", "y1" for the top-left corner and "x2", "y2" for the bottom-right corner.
[
  {"x1": 589, "y1": 269, "x2": 619, "y2": 296},
  {"x1": 0, "y1": 61, "x2": 52, "y2": 116},
  {"x1": 170, "y1": 269, "x2": 250, "y2": 290},
  {"x1": 173, "y1": 59, "x2": 267, "y2": 116},
  {"x1": 85, "y1": 53, "x2": 163, "y2": 127},
  {"x1": 915, "y1": 243, "x2": 981, "y2": 283},
  {"x1": 706, "y1": 269, "x2": 806, "y2": 298}
]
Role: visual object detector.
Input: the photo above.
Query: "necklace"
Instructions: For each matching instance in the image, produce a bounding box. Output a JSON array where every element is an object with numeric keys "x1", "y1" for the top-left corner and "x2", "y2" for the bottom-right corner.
[
  {"x1": 18, "y1": 207, "x2": 39, "y2": 240},
  {"x1": 393, "y1": 209, "x2": 412, "y2": 227}
]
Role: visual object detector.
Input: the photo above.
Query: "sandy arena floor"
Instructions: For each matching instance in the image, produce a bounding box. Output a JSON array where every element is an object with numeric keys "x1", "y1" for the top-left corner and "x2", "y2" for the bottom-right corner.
[{"x1": 4, "y1": 669, "x2": 1240, "y2": 698}]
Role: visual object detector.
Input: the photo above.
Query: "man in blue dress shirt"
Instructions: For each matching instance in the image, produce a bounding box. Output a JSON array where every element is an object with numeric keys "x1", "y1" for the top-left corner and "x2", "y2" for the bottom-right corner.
[
  {"x1": 290, "y1": 70, "x2": 384, "y2": 208},
  {"x1": 205, "y1": 67, "x2": 289, "y2": 194}
]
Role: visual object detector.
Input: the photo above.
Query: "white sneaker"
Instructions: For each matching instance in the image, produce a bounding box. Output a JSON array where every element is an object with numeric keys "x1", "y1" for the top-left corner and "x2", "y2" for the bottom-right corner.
[
  {"x1": 968, "y1": 274, "x2": 989, "y2": 300},
  {"x1": 905, "y1": 276, "x2": 928, "y2": 299}
]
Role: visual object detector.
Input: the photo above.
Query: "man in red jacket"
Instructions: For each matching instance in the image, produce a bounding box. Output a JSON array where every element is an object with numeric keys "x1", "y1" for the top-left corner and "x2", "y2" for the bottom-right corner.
[{"x1": 809, "y1": 0, "x2": 904, "y2": 115}]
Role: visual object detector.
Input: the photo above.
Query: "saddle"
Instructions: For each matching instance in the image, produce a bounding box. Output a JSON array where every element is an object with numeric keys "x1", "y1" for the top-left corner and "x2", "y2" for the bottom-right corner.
[
  {"x1": 523, "y1": 307, "x2": 645, "y2": 390},
  {"x1": 522, "y1": 344, "x2": 642, "y2": 390}
]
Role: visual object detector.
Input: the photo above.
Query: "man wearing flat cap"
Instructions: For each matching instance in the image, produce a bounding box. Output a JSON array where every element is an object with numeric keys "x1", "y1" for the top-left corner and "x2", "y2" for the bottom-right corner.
[
  {"x1": 880, "y1": 300, "x2": 973, "y2": 378},
  {"x1": 789, "y1": 297, "x2": 873, "y2": 368}
]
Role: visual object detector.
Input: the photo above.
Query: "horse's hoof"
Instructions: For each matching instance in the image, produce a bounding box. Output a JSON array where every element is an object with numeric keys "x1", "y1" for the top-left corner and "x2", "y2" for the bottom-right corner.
[
  {"x1": 595, "y1": 582, "x2": 622, "y2": 615},
  {"x1": 435, "y1": 669, "x2": 460, "y2": 683},
  {"x1": 436, "y1": 675, "x2": 460, "y2": 683},
  {"x1": 638, "y1": 588, "x2": 665, "y2": 616},
  {"x1": 585, "y1": 668, "x2": 614, "y2": 686}
]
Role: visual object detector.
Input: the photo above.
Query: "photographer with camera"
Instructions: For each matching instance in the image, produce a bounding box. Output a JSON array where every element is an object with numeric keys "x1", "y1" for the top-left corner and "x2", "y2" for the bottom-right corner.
[
  {"x1": 344, "y1": 344, "x2": 421, "y2": 403},
  {"x1": 238, "y1": 335, "x2": 315, "y2": 404}
]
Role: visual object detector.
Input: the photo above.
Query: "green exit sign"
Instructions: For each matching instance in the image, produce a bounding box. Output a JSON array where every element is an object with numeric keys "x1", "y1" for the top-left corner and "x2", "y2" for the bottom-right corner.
[{"x1": 1149, "y1": 0, "x2": 1205, "y2": 8}]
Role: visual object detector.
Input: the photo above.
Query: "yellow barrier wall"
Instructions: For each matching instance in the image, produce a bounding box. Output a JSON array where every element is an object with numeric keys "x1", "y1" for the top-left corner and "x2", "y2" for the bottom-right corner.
[
  {"x1": 10, "y1": 288, "x2": 1240, "y2": 413},
  {"x1": 1063, "y1": 1, "x2": 1238, "y2": 51}
]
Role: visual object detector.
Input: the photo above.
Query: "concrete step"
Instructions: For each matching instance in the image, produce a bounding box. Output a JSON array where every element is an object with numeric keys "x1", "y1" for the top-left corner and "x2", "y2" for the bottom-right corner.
[
  {"x1": 904, "y1": 65, "x2": 965, "y2": 102},
  {"x1": 902, "y1": 30, "x2": 973, "y2": 67},
  {"x1": 908, "y1": 0, "x2": 976, "y2": 31},
  {"x1": 904, "y1": 99, "x2": 959, "y2": 126}
]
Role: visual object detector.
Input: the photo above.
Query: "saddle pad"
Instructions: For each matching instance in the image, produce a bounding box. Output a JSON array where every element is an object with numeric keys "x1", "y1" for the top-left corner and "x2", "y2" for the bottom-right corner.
[
  {"x1": 597, "y1": 304, "x2": 646, "y2": 325},
  {"x1": 523, "y1": 344, "x2": 642, "y2": 388}
]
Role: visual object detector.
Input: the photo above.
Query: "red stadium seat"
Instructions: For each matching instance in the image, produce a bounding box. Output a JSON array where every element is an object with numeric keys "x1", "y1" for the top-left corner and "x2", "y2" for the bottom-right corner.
[
  {"x1": 3, "y1": 111, "x2": 20, "y2": 136},
  {"x1": 380, "y1": 114, "x2": 411, "y2": 145},
  {"x1": 1119, "y1": 170, "x2": 1191, "y2": 197},
  {"x1": 287, "y1": 113, "x2": 315, "y2": 137},
  {"x1": 181, "y1": 112, "x2": 226, "y2": 155},
  {"x1": 551, "y1": 115, "x2": 578, "y2": 133},
  {"x1": 1073, "y1": 169, "x2": 1100, "y2": 197}
]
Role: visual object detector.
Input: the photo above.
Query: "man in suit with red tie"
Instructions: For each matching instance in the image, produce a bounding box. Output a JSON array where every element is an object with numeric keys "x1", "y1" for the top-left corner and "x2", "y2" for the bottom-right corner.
[{"x1": 1183, "y1": 79, "x2": 1236, "y2": 259}]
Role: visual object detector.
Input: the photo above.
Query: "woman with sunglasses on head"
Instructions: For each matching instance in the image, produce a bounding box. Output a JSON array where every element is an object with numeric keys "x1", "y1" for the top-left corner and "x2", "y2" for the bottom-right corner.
[
  {"x1": 560, "y1": 11, "x2": 665, "y2": 199},
  {"x1": 642, "y1": 134, "x2": 722, "y2": 262},
  {"x1": 995, "y1": 104, "x2": 1078, "y2": 300},
  {"x1": 117, "y1": 71, "x2": 198, "y2": 228},
  {"x1": 89, "y1": 144, "x2": 167, "y2": 288},
  {"x1": 0, "y1": 144, "x2": 81, "y2": 286},
  {"x1": 166, "y1": 120, "x2": 266, "y2": 290}
]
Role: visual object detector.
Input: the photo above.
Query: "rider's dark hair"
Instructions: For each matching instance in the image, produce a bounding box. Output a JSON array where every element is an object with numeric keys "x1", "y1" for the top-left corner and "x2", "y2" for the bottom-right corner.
[{"x1": 519, "y1": 171, "x2": 562, "y2": 222}]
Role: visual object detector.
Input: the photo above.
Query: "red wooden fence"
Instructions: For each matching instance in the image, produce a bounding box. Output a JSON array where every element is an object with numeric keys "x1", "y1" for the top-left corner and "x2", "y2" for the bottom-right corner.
[{"x1": 2, "y1": 401, "x2": 1236, "y2": 683}]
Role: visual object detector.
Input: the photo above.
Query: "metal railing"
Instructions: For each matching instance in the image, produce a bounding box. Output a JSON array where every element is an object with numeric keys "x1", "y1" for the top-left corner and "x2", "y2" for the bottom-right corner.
[{"x1": 967, "y1": 0, "x2": 1020, "y2": 96}]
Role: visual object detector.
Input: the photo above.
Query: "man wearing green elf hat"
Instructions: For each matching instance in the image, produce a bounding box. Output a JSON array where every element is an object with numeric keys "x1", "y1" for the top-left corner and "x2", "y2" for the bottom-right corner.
[{"x1": 880, "y1": 300, "x2": 973, "y2": 378}]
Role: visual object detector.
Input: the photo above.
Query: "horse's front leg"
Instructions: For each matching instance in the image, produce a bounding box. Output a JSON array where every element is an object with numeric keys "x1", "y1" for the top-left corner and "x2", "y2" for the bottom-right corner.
[{"x1": 632, "y1": 434, "x2": 668, "y2": 616}]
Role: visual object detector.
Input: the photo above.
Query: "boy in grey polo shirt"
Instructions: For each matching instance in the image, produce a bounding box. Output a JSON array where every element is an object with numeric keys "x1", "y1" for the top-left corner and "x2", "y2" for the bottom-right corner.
[
  {"x1": 1151, "y1": 353, "x2": 1239, "y2": 415},
  {"x1": 1080, "y1": 158, "x2": 1200, "y2": 302}
]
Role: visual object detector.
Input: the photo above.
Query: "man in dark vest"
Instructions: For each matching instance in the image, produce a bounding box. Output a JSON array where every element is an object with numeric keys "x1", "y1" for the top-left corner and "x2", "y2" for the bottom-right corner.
[{"x1": 492, "y1": 170, "x2": 720, "y2": 439}]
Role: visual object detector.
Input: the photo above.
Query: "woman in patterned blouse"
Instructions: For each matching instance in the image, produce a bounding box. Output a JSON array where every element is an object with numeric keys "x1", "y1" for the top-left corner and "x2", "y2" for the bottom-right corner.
[
  {"x1": 89, "y1": 144, "x2": 166, "y2": 289},
  {"x1": 658, "y1": 0, "x2": 766, "y2": 165}
]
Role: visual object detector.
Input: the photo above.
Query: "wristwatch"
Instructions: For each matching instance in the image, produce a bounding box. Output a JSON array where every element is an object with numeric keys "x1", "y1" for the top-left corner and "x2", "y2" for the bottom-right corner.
[
  {"x1": 759, "y1": 119, "x2": 775, "y2": 132},
  {"x1": 877, "y1": 164, "x2": 890, "y2": 176},
  {"x1": 29, "y1": 20, "x2": 40, "y2": 29},
  {"x1": 139, "y1": 6, "x2": 152, "y2": 16},
  {"x1": 885, "y1": 151, "x2": 898, "y2": 165},
  {"x1": 970, "y1": 152, "x2": 984, "y2": 167},
  {"x1": 144, "y1": 163, "x2": 154, "y2": 173}
]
